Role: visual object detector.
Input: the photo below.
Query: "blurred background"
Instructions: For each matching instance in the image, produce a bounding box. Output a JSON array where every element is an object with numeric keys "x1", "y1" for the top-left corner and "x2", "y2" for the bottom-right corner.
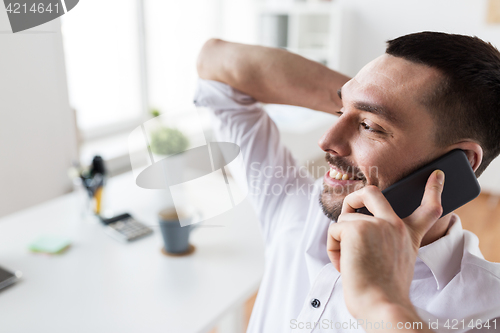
[
  {"x1": 1, "y1": 0, "x2": 500, "y2": 332},
  {"x1": 3, "y1": 0, "x2": 500, "y2": 216}
]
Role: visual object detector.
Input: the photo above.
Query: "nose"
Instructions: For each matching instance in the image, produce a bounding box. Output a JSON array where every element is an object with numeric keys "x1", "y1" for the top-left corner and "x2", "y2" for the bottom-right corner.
[{"x1": 318, "y1": 115, "x2": 353, "y2": 156}]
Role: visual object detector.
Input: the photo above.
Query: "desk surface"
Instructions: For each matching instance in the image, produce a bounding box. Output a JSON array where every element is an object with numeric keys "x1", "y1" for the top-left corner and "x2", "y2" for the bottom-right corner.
[{"x1": 0, "y1": 172, "x2": 265, "y2": 333}]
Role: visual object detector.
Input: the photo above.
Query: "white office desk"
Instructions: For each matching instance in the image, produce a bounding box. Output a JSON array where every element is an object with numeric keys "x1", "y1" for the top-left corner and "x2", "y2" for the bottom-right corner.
[{"x1": 0, "y1": 172, "x2": 265, "y2": 333}]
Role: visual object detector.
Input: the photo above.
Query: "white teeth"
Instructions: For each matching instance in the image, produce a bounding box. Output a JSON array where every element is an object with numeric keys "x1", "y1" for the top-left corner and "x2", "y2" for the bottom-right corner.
[
  {"x1": 329, "y1": 167, "x2": 353, "y2": 181},
  {"x1": 329, "y1": 169, "x2": 337, "y2": 178}
]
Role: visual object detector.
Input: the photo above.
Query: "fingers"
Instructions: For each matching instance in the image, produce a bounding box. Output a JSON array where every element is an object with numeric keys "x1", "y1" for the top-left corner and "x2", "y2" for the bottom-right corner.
[
  {"x1": 327, "y1": 222, "x2": 344, "y2": 272},
  {"x1": 341, "y1": 185, "x2": 399, "y2": 223},
  {"x1": 405, "y1": 169, "x2": 445, "y2": 236}
]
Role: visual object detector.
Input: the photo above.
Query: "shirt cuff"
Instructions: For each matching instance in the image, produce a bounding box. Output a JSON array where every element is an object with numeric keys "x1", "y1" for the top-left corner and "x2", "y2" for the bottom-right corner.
[{"x1": 193, "y1": 78, "x2": 258, "y2": 110}]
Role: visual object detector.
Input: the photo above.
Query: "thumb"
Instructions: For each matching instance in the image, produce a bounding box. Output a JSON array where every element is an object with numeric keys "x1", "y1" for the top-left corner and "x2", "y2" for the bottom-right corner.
[{"x1": 405, "y1": 169, "x2": 445, "y2": 239}]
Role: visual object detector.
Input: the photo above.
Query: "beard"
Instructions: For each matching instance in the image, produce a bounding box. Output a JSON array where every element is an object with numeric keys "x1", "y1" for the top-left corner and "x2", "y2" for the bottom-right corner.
[
  {"x1": 319, "y1": 185, "x2": 344, "y2": 221},
  {"x1": 319, "y1": 182, "x2": 362, "y2": 221}
]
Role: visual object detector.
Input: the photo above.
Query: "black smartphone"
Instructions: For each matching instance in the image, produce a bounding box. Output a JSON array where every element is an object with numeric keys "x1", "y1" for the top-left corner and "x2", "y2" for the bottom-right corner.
[{"x1": 356, "y1": 149, "x2": 481, "y2": 219}]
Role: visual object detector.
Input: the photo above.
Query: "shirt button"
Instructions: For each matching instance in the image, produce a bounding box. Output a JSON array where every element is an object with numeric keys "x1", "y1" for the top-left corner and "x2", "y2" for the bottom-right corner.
[{"x1": 310, "y1": 298, "x2": 321, "y2": 308}]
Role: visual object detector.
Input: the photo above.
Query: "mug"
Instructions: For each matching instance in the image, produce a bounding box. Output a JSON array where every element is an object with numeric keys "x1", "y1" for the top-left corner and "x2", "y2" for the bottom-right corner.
[{"x1": 158, "y1": 208, "x2": 197, "y2": 255}]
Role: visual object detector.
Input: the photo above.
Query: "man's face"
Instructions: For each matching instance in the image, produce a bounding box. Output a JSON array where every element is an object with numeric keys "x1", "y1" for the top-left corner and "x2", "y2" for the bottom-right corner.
[{"x1": 319, "y1": 54, "x2": 446, "y2": 221}]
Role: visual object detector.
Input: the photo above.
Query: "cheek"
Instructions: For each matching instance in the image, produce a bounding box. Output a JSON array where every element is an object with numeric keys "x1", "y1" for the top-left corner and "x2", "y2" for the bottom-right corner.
[
  {"x1": 353, "y1": 143, "x2": 400, "y2": 186},
  {"x1": 352, "y1": 135, "x2": 387, "y2": 168},
  {"x1": 350, "y1": 132, "x2": 432, "y2": 187},
  {"x1": 354, "y1": 151, "x2": 383, "y2": 182}
]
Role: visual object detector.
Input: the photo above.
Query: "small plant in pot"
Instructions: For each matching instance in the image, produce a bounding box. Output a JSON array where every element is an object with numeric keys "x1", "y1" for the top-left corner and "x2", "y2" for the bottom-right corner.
[
  {"x1": 149, "y1": 108, "x2": 189, "y2": 157},
  {"x1": 150, "y1": 127, "x2": 189, "y2": 156}
]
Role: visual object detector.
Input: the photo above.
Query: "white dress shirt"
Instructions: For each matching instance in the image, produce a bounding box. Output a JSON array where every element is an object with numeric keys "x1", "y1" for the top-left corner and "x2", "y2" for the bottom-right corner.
[{"x1": 194, "y1": 79, "x2": 500, "y2": 333}]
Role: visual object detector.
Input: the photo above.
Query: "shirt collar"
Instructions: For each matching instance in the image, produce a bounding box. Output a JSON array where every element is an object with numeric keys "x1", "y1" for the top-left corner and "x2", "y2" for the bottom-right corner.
[{"x1": 417, "y1": 213, "x2": 464, "y2": 290}]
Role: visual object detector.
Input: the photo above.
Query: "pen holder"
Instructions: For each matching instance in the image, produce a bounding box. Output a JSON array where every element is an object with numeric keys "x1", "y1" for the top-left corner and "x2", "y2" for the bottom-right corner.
[{"x1": 72, "y1": 177, "x2": 105, "y2": 222}]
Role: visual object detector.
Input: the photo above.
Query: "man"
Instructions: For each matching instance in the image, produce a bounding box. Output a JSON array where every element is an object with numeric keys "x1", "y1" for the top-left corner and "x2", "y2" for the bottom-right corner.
[{"x1": 195, "y1": 32, "x2": 500, "y2": 332}]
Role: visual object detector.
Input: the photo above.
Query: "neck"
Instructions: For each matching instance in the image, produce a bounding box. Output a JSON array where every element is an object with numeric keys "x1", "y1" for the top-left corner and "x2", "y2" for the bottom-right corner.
[{"x1": 420, "y1": 212, "x2": 454, "y2": 247}]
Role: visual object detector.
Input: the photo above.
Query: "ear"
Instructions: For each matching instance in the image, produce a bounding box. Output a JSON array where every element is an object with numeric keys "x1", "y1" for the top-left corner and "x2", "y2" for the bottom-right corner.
[{"x1": 446, "y1": 141, "x2": 483, "y2": 173}]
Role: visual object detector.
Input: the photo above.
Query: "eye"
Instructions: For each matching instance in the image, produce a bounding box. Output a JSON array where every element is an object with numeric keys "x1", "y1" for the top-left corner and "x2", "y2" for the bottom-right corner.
[{"x1": 360, "y1": 121, "x2": 383, "y2": 134}]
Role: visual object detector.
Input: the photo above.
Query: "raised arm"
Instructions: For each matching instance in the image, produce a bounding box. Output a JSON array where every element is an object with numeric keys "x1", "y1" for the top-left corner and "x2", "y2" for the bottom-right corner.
[{"x1": 196, "y1": 39, "x2": 350, "y2": 113}]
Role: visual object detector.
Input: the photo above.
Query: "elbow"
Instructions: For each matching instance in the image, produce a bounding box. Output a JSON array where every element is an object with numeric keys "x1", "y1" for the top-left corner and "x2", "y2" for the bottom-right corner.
[{"x1": 197, "y1": 38, "x2": 224, "y2": 80}]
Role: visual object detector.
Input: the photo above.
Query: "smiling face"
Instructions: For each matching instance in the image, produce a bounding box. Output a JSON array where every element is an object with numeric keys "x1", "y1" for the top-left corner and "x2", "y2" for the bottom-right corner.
[{"x1": 319, "y1": 54, "x2": 447, "y2": 221}]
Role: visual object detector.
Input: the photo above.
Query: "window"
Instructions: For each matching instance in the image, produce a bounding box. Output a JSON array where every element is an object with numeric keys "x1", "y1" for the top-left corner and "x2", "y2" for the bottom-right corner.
[
  {"x1": 61, "y1": 0, "x2": 144, "y2": 140},
  {"x1": 62, "y1": 0, "x2": 258, "y2": 150}
]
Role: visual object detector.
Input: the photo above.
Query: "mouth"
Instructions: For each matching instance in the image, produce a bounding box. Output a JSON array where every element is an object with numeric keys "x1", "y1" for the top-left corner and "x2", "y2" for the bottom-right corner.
[
  {"x1": 323, "y1": 164, "x2": 364, "y2": 188},
  {"x1": 328, "y1": 164, "x2": 359, "y2": 180}
]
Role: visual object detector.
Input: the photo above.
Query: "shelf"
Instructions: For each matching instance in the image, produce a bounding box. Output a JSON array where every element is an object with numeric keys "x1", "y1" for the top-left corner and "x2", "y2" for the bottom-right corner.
[
  {"x1": 256, "y1": 0, "x2": 334, "y2": 15},
  {"x1": 291, "y1": 1, "x2": 334, "y2": 14},
  {"x1": 257, "y1": 0, "x2": 340, "y2": 68}
]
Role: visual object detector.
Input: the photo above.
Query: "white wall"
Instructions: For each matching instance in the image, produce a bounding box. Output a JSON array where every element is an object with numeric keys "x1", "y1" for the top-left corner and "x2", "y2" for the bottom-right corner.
[
  {"x1": 337, "y1": 0, "x2": 500, "y2": 76},
  {"x1": 0, "y1": 11, "x2": 78, "y2": 217},
  {"x1": 336, "y1": 0, "x2": 500, "y2": 194}
]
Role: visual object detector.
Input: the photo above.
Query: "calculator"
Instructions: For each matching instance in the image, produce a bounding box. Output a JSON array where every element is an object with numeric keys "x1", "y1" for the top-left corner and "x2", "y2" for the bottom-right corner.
[{"x1": 100, "y1": 213, "x2": 153, "y2": 242}]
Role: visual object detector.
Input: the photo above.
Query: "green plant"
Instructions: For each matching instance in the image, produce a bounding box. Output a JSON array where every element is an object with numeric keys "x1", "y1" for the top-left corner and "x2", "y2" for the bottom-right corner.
[
  {"x1": 150, "y1": 127, "x2": 189, "y2": 155},
  {"x1": 150, "y1": 108, "x2": 161, "y2": 118}
]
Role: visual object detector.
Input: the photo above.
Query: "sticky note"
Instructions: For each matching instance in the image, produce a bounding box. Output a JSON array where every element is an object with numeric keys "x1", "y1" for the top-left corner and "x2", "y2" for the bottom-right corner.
[{"x1": 29, "y1": 235, "x2": 71, "y2": 254}]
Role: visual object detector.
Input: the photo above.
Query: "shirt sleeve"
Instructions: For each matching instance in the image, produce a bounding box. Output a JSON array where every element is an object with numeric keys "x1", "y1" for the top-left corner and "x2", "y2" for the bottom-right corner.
[{"x1": 194, "y1": 79, "x2": 314, "y2": 243}]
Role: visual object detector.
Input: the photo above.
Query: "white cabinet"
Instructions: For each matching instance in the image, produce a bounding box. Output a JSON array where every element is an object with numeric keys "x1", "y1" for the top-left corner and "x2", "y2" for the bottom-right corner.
[{"x1": 256, "y1": 0, "x2": 341, "y2": 69}]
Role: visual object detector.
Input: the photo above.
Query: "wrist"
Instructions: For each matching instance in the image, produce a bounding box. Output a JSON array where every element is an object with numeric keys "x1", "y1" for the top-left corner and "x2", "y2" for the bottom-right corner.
[
  {"x1": 349, "y1": 288, "x2": 412, "y2": 318},
  {"x1": 359, "y1": 302, "x2": 425, "y2": 333}
]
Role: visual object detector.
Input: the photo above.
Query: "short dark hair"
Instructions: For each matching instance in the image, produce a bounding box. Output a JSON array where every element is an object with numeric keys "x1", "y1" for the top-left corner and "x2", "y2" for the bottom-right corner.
[{"x1": 386, "y1": 31, "x2": 500, "y2": 177}]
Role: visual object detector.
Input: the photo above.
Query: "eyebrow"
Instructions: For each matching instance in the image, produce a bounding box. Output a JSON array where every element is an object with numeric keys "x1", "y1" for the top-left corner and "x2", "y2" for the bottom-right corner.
[
  {"x1": 337, "y1": 87, "x2": 401, "y2": 126},
  {"x1": 353, "y1": 101, "x2": 401, "y2": 126}
]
